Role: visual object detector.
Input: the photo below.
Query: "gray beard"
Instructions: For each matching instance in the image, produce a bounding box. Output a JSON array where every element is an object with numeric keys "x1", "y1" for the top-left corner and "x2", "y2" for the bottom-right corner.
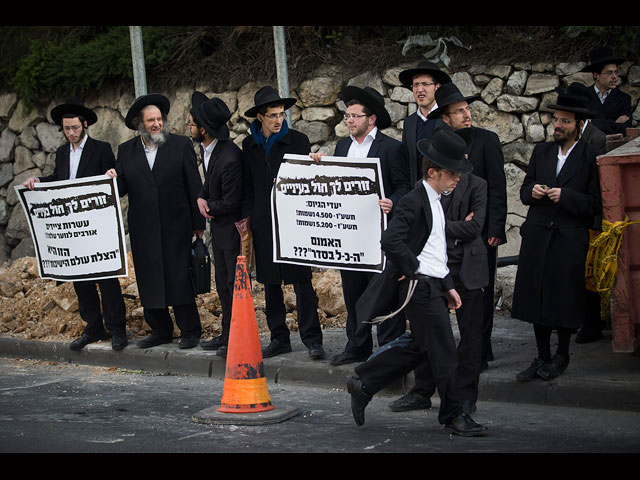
[{"x1": 139, "y1": 127, "x2": 168, "y2": 148}]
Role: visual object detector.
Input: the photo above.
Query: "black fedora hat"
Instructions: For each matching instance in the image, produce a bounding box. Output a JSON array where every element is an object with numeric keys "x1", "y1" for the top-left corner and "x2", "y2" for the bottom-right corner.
[
  {"x1": 581, "y1": 46, "x2": 624, "y2": 73},
  {"x1": 398, "y1": 60, "x2": 452, "y2": 89},
  {"x1": 340, "y1": 85, "x2": 391, "y2": 129},
  {"x1": 244, "y1": 86, "x2": 297, "y2": 118},
  {"x1": 548, "y1": 85, "x2": 598, "y2": 118},
  {"x1": 417, "y1": 127, "x2": 473, "y2": 174},
  {"x1": 192, "y1": 95, "x2": 231, "y2": 141},
  {"x1": 125, "y1": 93, "x2": 170, "y2": 130},
  {"x1": 50, "y1": 98, "x2": 97, "y2": 126},
  {"x1": 428, "y1": 83, "x2": 479, "y2": 119}
]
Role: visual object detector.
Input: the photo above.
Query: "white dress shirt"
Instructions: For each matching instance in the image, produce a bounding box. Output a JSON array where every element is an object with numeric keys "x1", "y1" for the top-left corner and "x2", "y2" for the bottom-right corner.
[
  {"x1": 142, "y1": 137, "x2": 158, "y2": 170},
  {"x1": 556, "y1": 141, "x2": 578, "y2": 177},
  {"x1": 347, "y1": 126, "x2": 377, "y2": 158},
  {"x1": 68, "y1": 134, "x2": 88, "y2": 179},
  {"x1": 415, "y1": 180, "x2": 449, "y2": 278},
  {"x1": 594, "y1": 83, "x2": 610, "y2": 104},
  {"x1": 201, "y1": 138, "x2": 218, "y2": 173}
]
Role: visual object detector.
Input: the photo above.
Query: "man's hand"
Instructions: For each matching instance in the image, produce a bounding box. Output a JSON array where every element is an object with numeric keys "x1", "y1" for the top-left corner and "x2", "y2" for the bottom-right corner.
[
  {"x1": 444, "y1": 289, "x2": 462, "y2": 310},
  {"x1": 105, "y1": 168, "x2": 117, "y2": 179},
  {"x1": 379, "y1": 198, "x2": 393, "y2": 215},
  {"x1": 616, "y1": 114, "x2": 630, "y2": 124},
  {"x1": 546, "y1": 187, "x2": 561, "y2": 204},
  {"x1": 309, "y1": 152, "x2": 325, "y2": 163},
  {"x1": 23, "y1": 177, "x2": 39, "y2": 190},
  {"x1": 532, "y1": 183, "x2": 548, "y2": 200},
  {"x1": 488, "y1": 237, "x2": 502, "y2": 247},
  {"x1": 197, "y1": 198, "x2": 213, "y2": 219}
]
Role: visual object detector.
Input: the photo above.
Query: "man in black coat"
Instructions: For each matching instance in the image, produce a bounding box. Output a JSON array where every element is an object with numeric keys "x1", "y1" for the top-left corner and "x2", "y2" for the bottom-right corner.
[
  {"x1": 24, "y1": 98, "x2": 127, "y2": 351},
  {"x1": 398, "y1": 60, "x2": 451, "y2": 185},
  {"x1": 512, "y1": 91, "x2": 601, "y2": 382},
  {"x1": 312, "y1": 86, "x2": 410, "y2": 365},
  {"x1": 580, "y1": 46, "x2": 632, "y2": 136},
  {"x1": 188, "y1": 93, "x2": 243, "y2": 357},
  {"x1": 106, "y1": 94, "x2": 205, "y2": 350},
  {"x1": 428, "y1": 83, "x2": 507, "y2": 369},
  {"x1": 241, "y1": 86, "x2": 324, "y2": 360},
  {"x1": 347, "y1": 128, "x2": 487, "y2": 437}
]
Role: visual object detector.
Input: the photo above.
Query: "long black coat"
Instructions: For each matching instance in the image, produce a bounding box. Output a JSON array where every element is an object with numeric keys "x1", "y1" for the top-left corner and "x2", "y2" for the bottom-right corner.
[
  {"x1": 584, "y1": 85, "x2": 633, "y2": 135},
  {"x1": 465, "y1": 127, "x2": 507, "y2": 243},
  {"x1": 511, "y1": 140, "x2": 601, "y2": 328},
  {"x1": 40, "y1": 136, "x2": 115, "y2": 182},
  {"x1": 241, "y1": 127, "x2": 314, "y2": 285},
  {"x1": 334, "y1": 130, "x2": 410, "y2": 212},
  {"x1": 115, "y1": 134, "x2": 205, "y2": 308},
  {"x1": 402, "y1": 112, "x2": 445, "y2": 185},
  {"x1": 199, "y1": 139, "x2": 243, "y2": 250}
]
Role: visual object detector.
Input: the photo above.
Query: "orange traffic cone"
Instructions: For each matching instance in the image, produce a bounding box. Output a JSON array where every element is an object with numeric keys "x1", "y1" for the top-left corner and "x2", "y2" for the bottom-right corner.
[{"x1": 217, "y1": 256, "x2": 275, "y2": 413}]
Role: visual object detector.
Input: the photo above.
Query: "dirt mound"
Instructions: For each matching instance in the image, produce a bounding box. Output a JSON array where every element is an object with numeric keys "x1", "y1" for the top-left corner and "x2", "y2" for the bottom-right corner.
[{"x1": 0, "y1": 254, "x2": 347, "y2": 342}]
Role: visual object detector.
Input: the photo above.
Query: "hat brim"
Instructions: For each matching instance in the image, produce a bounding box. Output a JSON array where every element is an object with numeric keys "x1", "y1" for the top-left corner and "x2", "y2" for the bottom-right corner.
[
  {"x1": 427, "y1": 95, "x2": 480, "y2": 120},
  {"x1": 244, "y1": 97, "x2": 297, "y2": 118},
  {"x1": 340, "y1": 86, "x2": 391, "y2": 129},
  {"x1": 51, "y1": 103, "x2": 97, "y2": 126},
  {"x1": 398, "y1": 68, "x2": 452, "y2": 89},
  {"x1": 125, "y1": 94, "x2": 170, "y2": 130},
  {"x1": 547, "y1": 103, "x2": 598, "y2": 118},
  {"x1": 417, "y1": 138, "x2": 473, "y2": 174},
  {"x1": 580, "y1": 59, "x2": 624, "y2": 73}
]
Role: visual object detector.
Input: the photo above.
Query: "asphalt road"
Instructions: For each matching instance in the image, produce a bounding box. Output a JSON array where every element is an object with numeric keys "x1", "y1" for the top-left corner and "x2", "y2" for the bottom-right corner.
[{"x1": 1, "y1": 357, "x2": 639, "y2": 454}]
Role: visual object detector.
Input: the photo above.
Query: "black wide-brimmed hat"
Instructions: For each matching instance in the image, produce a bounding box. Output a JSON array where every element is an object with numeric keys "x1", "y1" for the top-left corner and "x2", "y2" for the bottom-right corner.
[
  {"x1": 125, "y1": 93, "x2": 170, "y2": 130},
  {"x1": 244, "y1": 86, "x2": 297, "y2": 118},
  {"x1": 50, "y1": 98, "x2": 97, "y2": 126},
  {"x1": 398, "y1": 60, "x2": 452, "y2": 89},
  {"x1": 428, "y1": 83, "x2": 479, "y2": 119},
  {"x1": 548, "y1": 85, "x2": 598, "y2": 118},
  {"x1": 340, "y1": 86, "x2": 391, "y2": 129},
  {"x1": 581, "y1": 46, "x2": 624, "y2": 73},
  {"x1": 191, "y1": 92, "x2": 231, "y2": 141},
  {"x1": 417, "y1": 127, "x2": 473, "y2": 174}
]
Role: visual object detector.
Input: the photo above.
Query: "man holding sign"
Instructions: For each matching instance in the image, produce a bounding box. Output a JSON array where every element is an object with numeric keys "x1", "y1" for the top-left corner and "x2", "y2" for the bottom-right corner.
[{"x1": 23, "y1": 99, "x2": 127, "y2": 351}]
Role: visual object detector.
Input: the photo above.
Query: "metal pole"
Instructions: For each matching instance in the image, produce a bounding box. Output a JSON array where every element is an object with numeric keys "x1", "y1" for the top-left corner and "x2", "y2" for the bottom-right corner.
[
  {"x1": 129, "y1": 26, "x2": 147, "y2": 98},
  {"x1": 273, "y1": 26, "x2": 292, "y2": 126}
]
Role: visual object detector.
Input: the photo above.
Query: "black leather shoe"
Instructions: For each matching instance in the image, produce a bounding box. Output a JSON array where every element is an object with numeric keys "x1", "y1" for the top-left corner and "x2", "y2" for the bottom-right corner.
[
  {"x1": 575, "y1": 329, "x2": 603, "y2": 344},
  {"x1": 462, "y1": 399, "x2": 477, "y2": 415},
  {"x1": 329, "y1": 351, "x2": 369, "y2": 366},
  {"x1": 537, "y1": 353, "x2": 570, "y2": 381},
  {"x1": 308, "y1": 343, "x2": 325, "y2": 360},
  {"x1": 388, "y1": 392, "x2": 432, "y2": 412},
  {"x1": 69, "y1": 332, "x2": 109, "y2": 351},
  {"x1": 216, "y1": 345, "x2": 228, "y2": 358},
  {"x1": 262, "y1": 339, "x2": 292, "y2": 358},
  {"x1": 111, "y1": 334, "x2": 128, "y2": 351},
  {"x1": 347, "y1": 376, "x2": 372, "y2": 426},
  {"x1": 516, "y1": 357, "x2": 546, "y2": 382},
  {"x1": 136, "y1": 334, "x2": 173, "y2": 349},
  {"x1": 179, "y1": 335, "x2": 200, "y2": 349},
  {"x1": 444, "y1": 412, "x2": 488, "y2": 437},
  {"x1": 200, "y1": 335, "x2": 224, "y2": 351}
]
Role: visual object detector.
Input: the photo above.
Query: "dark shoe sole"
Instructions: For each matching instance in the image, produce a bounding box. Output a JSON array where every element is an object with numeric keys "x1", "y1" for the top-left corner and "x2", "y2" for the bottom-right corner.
[
  {"x1": 136, "y1": 337, "x2": 173, "y2": 349},
  {"x1": 443, "y1": 425, "x2": 488, "y2": 437},
  {"x1": 262, "y1": 345, "x2": 292, "y2": 358}
]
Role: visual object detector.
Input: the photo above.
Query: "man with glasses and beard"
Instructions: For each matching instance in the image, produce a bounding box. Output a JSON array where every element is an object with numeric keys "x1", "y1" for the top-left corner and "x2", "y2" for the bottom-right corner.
[
  {"x1": 512, "y1": 91, "x2": 601, "y2": 382},
  {"x1": 106, "y1": 94, "x2": 205, "y2": 350},
  {"x1": 24, "y1": 98, "x2": 128, "y2": 352}
]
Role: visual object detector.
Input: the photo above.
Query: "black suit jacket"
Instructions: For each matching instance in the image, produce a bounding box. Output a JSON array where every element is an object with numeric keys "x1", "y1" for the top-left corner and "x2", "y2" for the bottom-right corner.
[
  {"x1": 584, "y1": 85, "x2": 632, "y2": 135},
  {"x1": 442, "y1": 173, "x2": 489, "y2": 290},
  {"x1": 198, "y1": 139, "x2": 243, "y2": 250},
  {"x1": 582, "y1": 121, "x2": 607, "y2": 156},
  {"x1": 334, "y1": 130, "x2": 410, "y2": 212},
  {"x1": 40, "y1": 136, "x2": 115, "y2": 182},
  {"x1": 402, "y1": 112, "x2": 445, "y2": 185}
]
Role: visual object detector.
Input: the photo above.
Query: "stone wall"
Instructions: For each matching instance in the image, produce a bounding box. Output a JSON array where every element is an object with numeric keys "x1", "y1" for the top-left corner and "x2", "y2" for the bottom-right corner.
[{"x1": 1, "y1": 59, "x2": 639, "y2": 267}]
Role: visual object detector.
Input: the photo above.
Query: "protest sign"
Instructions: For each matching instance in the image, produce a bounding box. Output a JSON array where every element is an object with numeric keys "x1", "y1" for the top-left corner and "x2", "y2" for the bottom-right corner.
[
  {"x1": 271, "y1": 154, "x2": 386, "y2": 273},
  {"x1": 14, "y1": 175, "x2": 127, "y2": 281}
]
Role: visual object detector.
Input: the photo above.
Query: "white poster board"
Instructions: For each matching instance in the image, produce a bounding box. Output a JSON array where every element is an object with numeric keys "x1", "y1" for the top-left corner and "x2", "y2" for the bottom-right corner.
[
  {"x1": 271, "y1": 154, "x2": 386, "y2": 273},
  {"x1": 14, "y1": 175, "x2": 128, "y2": 281}
]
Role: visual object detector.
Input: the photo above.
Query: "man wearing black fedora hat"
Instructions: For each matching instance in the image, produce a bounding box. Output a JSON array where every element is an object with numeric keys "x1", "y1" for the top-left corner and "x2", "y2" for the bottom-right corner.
[
  {"x1": 512, "y1": 89, "x2": 601, "y2": 382},
  {"x1": 428, "y1": 82, "x2": 507, "y2": 372},
  {"x1": 311, "y1": 85, "x2": 410, "y2": 366},
  {"x1": 346, "y1": 128, "x2": 487, "y2": 436},
  {"x1": 24, "y1": 98, "x2": 128, "y2": 351},
  {"x1": 106, "y1": 93, "x2": 206, "y2": 350},
  {"x1": 241, "y1": 85, "x2": 324, "y2": 360},
  {"x1": 580, "y1": 46, "x2": 632, "y2": 135},
  {"x1": 399, "y1": 60, "x2": 452, "y2": 185},
  {"x1": 188, "y1": 93, "x2": 243, "y2": 357}
]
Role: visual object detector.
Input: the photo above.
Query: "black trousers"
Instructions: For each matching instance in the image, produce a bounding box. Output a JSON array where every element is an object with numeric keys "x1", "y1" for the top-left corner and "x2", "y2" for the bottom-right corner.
[
  {"x1": 143, "y1": 303, "x2": 201, "y2": 338},
  {"x1": 341, "y1": 269, "x2": 406, "y2": 356},
  {"x1": 355, "y1": 278, "x2": 463, "y2": 425},
  {"x1": 481, "y1": 244, "x2": 498, "y2": 363},
  {"x1": 213, "y1": 244, "x2": 240, "y2": 344},
  {"x1": 411, "y1": 274, "x2": 484, "y2": 403},
  {"x1": 73, "y1": 278, "x2": 126, "y2": 336},
  {"x1": 264, "y1": 279, "x2": 323, "y2": 348}
]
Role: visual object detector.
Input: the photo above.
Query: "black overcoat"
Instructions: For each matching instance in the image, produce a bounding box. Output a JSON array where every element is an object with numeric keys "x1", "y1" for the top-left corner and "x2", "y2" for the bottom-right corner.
[
  {"x1": 402, "y1": 112, "x2": 445, "y2": 185},
  {"x1": 584, "y1": 85, "x2": 633, "y2": 135},
  {"x1": 199, "y1": 139, "x2": 243, "y2": 250},
  {"x1": 241, "y1": 127, "x2": 314, "y2": 285},
  {"x1": 114, "y1": 134, "x2": 205, "y2": 308},
  {"x1": 40, "y1": 136, "x2": 115, "y2": 182},
  {"x1": 511, "y1": 140, "x2": 601, "y2": 328}
]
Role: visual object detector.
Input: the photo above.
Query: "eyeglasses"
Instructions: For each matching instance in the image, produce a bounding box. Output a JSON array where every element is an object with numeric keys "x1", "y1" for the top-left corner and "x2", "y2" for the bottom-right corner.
[
  {"x1": 344, "y1": 114, "x2": 369, "y2": 121},
  {"x1": 263, "y1": 112, "x2": 286, "y2": 120},
  {"x1": 445, "y1": 106, "x2": 472, "y2": 116},
  {"x1": 553, "y1": 116, "x2": 576, "y2": 125},
  {"x1": 599, "y1": 69, "x2": 618, "y2": 77},
  {"x1": 412, "y1": 81, "x2": 436, "y2": 90},
  {"x1": 186, "y1": 123, "x2": 198, "y2": 128},
  {"x1": 62, "y1": 125, "x2": 82, "y2": 132}
]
